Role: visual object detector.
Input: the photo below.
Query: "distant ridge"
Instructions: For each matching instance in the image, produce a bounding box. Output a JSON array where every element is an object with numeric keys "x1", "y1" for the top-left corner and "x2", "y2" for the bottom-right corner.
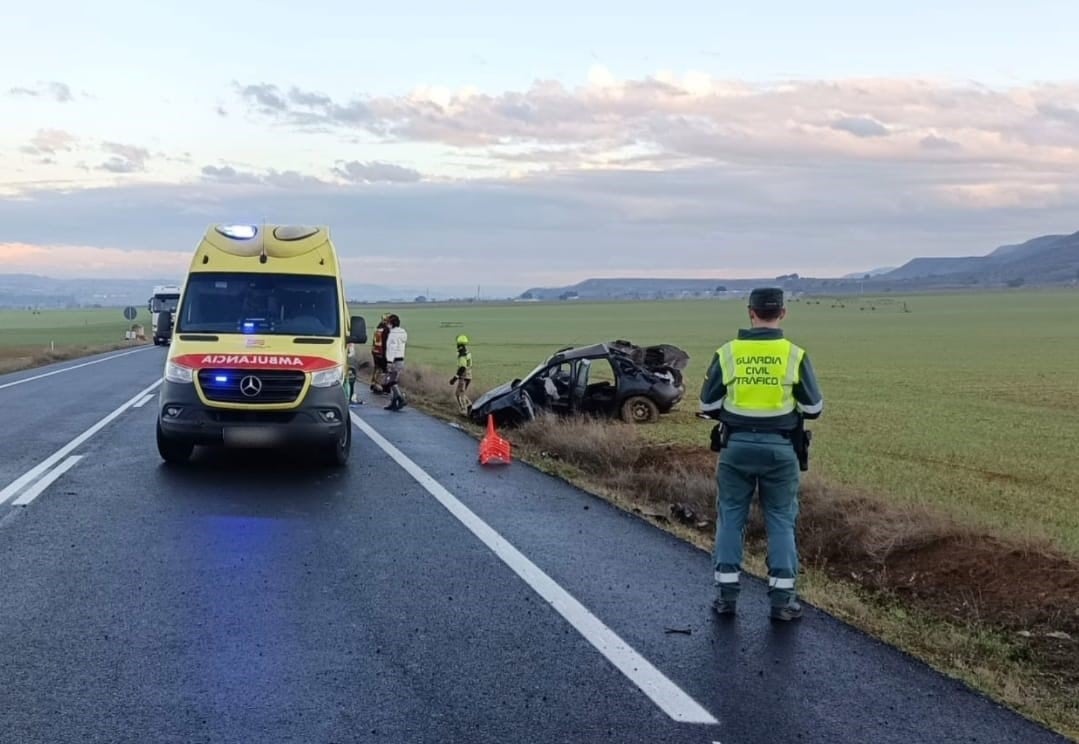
[
  {"x1": 881, "y1": 231, "x2": 1079, "y2": 284},
  {"x1": 521, "y1": 230, "x2": 1079, "y2": 300}
]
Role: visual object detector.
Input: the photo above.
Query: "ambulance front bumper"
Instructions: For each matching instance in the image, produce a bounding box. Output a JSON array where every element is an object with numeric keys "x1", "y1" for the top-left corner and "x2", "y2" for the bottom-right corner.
[{"x1": 157, "y1": 380, "x2": 349, "y2": 447}]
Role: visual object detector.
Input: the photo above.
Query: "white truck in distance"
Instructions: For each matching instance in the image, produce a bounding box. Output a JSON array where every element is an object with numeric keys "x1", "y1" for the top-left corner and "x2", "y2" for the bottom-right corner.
[{"x1": 148, "y1": 285, "x2": 182, "y2": 346}]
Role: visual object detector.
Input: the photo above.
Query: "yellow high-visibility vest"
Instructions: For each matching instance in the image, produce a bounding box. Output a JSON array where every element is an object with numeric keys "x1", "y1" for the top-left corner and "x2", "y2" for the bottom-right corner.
[{"x1": 718, "y1": 338, "x2": 804, "y2": 417}]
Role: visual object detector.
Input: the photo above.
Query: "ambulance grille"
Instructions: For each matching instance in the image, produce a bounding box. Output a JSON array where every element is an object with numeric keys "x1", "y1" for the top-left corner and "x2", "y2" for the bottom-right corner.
[{"x1": 198, "y1": 369, "x2": 306, "y2": 404}]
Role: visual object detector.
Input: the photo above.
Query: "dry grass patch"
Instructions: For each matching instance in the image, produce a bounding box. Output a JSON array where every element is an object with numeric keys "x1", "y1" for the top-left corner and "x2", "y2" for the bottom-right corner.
[{"x1": 0, "y1": 343, "x2": 144, "y2": 374}]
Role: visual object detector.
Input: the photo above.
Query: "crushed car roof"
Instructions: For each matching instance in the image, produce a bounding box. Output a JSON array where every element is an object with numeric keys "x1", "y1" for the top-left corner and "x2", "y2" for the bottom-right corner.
[{"x1": 548, "y1": 343, "x2": 613, "y2": 362}]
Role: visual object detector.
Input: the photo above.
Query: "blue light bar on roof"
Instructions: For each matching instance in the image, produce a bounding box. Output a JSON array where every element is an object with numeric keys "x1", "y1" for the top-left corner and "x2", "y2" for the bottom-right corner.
[{"x1": 216, "y1": 224, "x2": 258, "y2": 240}]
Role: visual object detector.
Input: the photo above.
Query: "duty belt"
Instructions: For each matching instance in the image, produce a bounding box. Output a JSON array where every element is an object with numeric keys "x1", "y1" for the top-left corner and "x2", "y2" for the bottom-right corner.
[{"x1": 727, "y1": 427, "x2": 792, "y2": 439}]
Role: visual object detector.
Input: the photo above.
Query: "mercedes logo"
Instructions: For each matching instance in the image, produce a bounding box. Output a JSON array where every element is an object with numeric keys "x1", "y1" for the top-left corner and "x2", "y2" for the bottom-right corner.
[{"x1": 239, "y1": 375, "x2": 263, "y2": 397}]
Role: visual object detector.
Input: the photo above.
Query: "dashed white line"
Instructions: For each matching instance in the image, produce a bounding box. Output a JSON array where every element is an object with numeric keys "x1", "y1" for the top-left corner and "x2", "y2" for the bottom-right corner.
[
  {"x1": 13, "y1": 456, "x2": 83, "y2": 506},
  {"x1": 0, "y1": 379, "x2": 163, "y2": 506},
  {"x1": 0, "y1": 346, "x2": 154, "y2": 392},
  {"x1": 350, "y1": 412, "x2": 719, "y2": 726},
  {"x1": 133, "y1": 393, "x2": 155, "y2": 408}
]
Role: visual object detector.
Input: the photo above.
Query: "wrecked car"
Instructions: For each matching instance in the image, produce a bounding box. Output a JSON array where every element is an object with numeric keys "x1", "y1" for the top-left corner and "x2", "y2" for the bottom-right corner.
[{"x1": 469, "y1": 341, "x2": 689, "y2": 426}]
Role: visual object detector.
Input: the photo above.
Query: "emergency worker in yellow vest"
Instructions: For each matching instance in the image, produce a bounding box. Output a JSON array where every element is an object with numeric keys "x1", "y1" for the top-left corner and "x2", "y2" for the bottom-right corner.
[
  {"x1": 700, "y1": 287, "x2": 823, "y2": 621},
  {"x1": 449, "y1": 334, "x2": 473, "y2": 415}
]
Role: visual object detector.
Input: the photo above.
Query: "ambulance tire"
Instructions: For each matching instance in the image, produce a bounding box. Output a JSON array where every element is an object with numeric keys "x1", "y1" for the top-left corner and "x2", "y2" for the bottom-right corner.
[
  {"x1": 157, "y1": 421, "x2": 194, "y2": 464},
  {"x1": 323, "y1": 422, "x2": 351, "y2": 467}
]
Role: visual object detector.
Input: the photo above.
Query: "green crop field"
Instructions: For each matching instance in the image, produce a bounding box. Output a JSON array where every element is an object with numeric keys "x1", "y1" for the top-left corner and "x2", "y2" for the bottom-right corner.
[
  {"x1": 0, "y1": 307, "x2": 138, "y2": 350},
  {"x1": 360, "y1": 291, "x2": 1079, "y2": 554},
  {"x1": 0, "y1": 307, "x2": 143, "y2": 371}
]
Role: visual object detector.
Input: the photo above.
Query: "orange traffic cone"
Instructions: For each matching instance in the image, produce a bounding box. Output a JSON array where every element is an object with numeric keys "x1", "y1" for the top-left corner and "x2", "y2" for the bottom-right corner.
[{"x1": 479, "y1": 415, "x2": 512, "y2": 466}]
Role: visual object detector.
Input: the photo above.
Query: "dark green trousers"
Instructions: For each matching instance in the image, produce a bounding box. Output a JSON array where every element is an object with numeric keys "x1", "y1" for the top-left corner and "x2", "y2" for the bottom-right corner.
[{"x1": 714, "y1": 432, "x2": 801, "y2": 606}]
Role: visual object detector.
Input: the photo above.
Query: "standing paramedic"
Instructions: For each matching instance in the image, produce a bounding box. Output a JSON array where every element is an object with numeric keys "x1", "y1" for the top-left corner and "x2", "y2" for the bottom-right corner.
[
  {"x1": 699, "y1": 287, "x2": 823, "y2": 621},
  {"x1": 370, "y1": 314, "x2": 391, "y2": 393},
  {"x1": 449, "y1": 334, "x2": 473, "y2": 415},
  {"x1": 383, "y1": 314, "x2": 408, "y2": 411}
]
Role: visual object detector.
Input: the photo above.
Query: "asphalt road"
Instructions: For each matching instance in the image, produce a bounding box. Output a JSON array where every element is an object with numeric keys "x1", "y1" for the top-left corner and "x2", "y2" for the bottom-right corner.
[{"x1": 0, "y1": 347, "x2": 1068, "y2": 744}]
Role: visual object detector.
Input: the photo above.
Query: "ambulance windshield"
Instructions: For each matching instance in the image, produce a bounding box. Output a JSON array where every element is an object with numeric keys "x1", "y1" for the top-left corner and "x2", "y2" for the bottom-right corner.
[{"x1": 177, "y1": 272, "x2": 340, "y2": 337}]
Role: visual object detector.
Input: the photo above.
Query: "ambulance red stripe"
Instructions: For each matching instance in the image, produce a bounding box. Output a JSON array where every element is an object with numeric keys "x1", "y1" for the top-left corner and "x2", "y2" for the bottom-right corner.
[{"x1": 171, "y1": 354, "x2": 338, "y2": 372}]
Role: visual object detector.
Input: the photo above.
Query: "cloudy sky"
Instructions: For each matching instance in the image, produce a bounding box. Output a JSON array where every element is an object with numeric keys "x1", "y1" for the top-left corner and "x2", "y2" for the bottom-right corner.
[{"x1": 3, "y1": 1, "x2": 1079, "y2": 291}]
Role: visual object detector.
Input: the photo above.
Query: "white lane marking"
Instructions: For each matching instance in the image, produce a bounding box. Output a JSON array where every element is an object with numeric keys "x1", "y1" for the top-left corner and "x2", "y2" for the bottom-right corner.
[
  {"x1": 0, "y1": 379, "x2": 163, "y2": 506},
  {"x1": 0, "y1": 346, "x2": 153, "y2": 392},
  {"x1": 132, "y1": 393, "x2": 154, "y2": 408},
  {"x1": 13, "y1": 456, "x2": 83, "y2": 506},
  {"x1": 350, "y1": 412, "x2": 719, "y2": 726}
]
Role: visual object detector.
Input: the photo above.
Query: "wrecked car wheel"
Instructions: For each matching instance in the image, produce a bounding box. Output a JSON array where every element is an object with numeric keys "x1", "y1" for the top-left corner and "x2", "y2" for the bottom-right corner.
[{"x1": 621, "y1": 396, "x2": 659, "y2": 424}]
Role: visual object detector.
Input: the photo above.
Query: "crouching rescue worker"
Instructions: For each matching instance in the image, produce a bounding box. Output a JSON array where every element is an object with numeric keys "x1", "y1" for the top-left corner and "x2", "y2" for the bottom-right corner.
[
  {"x1": 449, "y1": 335, "x2": 473, "y2": 415},
  {"x1": 700, "y1": 287, "x2": 823, "y2": 621}
]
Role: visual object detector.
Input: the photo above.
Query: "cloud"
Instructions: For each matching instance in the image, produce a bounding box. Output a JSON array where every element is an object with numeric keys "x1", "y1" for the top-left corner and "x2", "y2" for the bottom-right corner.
[
  {"x1": 20, "y1": 129, "x2": 78, "y2": 157},
  {"x1": 7, "y1": 71, "x2": 1079, "y2": 285},
  {"x1": 921, "y1": 134, "x2": 962, "y2": 151},
  {"x1": 332, "y1": 160, "x2": 422, "y2": 183},
  {"x1": 0, "y1": 242, "x2": 191, "y2": 278},
  {"x1": 3, "y1": 159, "x2": 1079, "y2": 288},
  {"x1": 96, "y1": 142, "x2": 152, "y2": 173},
  {"x1": 1037, "y1": 102, "x2": 1079, "y2": 126},
  {"x1": 232, "y1": 74, "x2": 1079, "y2": 174},
  {"x1": 8, "y1": 81, "x2": 75, "y2": 103},
  {"x1": 236, "y1": 82, "x2": 289, "y2": 111},
  {"x1": 98, "y1": 158, "x2": 142, "y2": 174},
  {"x1": 830, "y1": 115, "x2": 890, "y2": 138},
  {"x1": 200, "y1": 164, "x2": 328, "y2": 187}
]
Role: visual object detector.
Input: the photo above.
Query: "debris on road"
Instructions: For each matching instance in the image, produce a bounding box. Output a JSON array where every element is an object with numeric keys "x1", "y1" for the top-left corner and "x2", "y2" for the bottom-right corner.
[{"x1": 664, "y1": 626, "x2": 693, "y2": 635}]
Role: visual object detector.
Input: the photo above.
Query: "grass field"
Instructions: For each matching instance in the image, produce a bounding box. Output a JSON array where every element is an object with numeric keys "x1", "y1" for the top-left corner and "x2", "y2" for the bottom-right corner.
[
  {"x1": 0, "y1": 307, "x2": 141, "y2": 372},
  {"x1": 360, "y1": 291, "x2": 1079, "y2": 555}
]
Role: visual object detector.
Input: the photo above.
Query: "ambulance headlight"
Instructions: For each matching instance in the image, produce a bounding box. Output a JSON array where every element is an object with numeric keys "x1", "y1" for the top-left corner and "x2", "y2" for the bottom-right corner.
[
  {"x1": 311, "y1": 365, "x2": 344, "y2": 388},
  {"x1": 165, "y1": 361, "x2": 194, "y2": 384}
]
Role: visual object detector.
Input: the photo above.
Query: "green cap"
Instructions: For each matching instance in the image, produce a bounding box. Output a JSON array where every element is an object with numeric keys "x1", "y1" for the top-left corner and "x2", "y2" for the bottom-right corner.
[{"x1": 748, "y1": 287, "x2": 784, "y2": 310}]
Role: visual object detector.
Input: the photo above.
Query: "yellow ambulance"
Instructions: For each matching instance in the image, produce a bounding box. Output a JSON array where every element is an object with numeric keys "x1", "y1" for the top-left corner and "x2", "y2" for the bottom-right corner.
[{"x1": 156, "y1": 224, "x2": 366, "y2": 466}]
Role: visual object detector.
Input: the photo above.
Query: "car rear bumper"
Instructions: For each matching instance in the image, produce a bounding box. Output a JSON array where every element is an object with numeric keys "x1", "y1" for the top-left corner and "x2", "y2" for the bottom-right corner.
[{"x1": 157, "y1": 380, "x2": 349, "y2": 446}]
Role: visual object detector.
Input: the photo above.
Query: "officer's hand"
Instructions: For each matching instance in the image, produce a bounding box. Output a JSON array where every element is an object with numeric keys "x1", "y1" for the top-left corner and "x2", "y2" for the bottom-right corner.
[{"x1": 449, "y1": 377, "x2": 458, "y2": 385}]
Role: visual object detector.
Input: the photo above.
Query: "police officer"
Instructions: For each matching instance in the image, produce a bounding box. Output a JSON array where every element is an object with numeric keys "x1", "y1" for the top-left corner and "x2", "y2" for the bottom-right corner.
[
  {"x1": 700, "y1": 287, "x2": 823, "y2": 621},
  {"x1": 449, "y1": 334, "x2": 473, "y2": 415}
]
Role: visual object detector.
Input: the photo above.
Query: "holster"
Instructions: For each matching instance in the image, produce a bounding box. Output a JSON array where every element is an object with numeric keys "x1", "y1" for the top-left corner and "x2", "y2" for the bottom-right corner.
[
  {"x1": 793, "y1": 418, "x2": 812, "y2": 472},
  {"x1": 710, "y1": 422, "x2": 731, "y2": 453}
]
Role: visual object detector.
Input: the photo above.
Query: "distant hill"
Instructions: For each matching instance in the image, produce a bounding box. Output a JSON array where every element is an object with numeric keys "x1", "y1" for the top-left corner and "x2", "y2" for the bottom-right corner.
[
  {"x1": 0, "y1": 274, "x2": 517, "y2": 308},
  {"x1": 881, "y1": 231, "x2": 1079, "y2": 284},
  {"x1": 0, "y1": 274, "x2": 180, "y2": 309},
  {"x1": 522, "y1": 230, "x2": 1079, "y2": 300},
  {"x1": 842, "y1": 267, "x2": 896, "y2": 279},
  {"x1": 521, "y1": 277, "x2": 765, "y2": 301}
]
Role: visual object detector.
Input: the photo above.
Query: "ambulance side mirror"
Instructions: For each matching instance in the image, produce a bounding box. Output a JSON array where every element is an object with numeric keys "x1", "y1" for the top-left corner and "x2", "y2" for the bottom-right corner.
[{"x1": 348, "y1": 316, "x2": 367, "y2": 344}]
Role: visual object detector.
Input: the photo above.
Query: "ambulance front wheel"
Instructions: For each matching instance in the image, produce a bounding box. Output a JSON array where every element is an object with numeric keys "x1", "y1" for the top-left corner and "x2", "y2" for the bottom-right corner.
[
  {"x1": 157, "y1": 420, "x2": 194, "y2": 464},
  {"x1": 323, "y1": 422, "x2": 351, "y2": 467}
]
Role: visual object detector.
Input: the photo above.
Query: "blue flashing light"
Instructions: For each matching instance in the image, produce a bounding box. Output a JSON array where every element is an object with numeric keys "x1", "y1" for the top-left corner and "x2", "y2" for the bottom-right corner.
[
  {"x1": 242, "y1": 321, "x2": 255, "y2": 333},
  {"x1": 216, "y1": 224, "x2": 258, "y2": 240},
  {"x1": 214, "y1": 375, "x2": 228, "y2": 383}
]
